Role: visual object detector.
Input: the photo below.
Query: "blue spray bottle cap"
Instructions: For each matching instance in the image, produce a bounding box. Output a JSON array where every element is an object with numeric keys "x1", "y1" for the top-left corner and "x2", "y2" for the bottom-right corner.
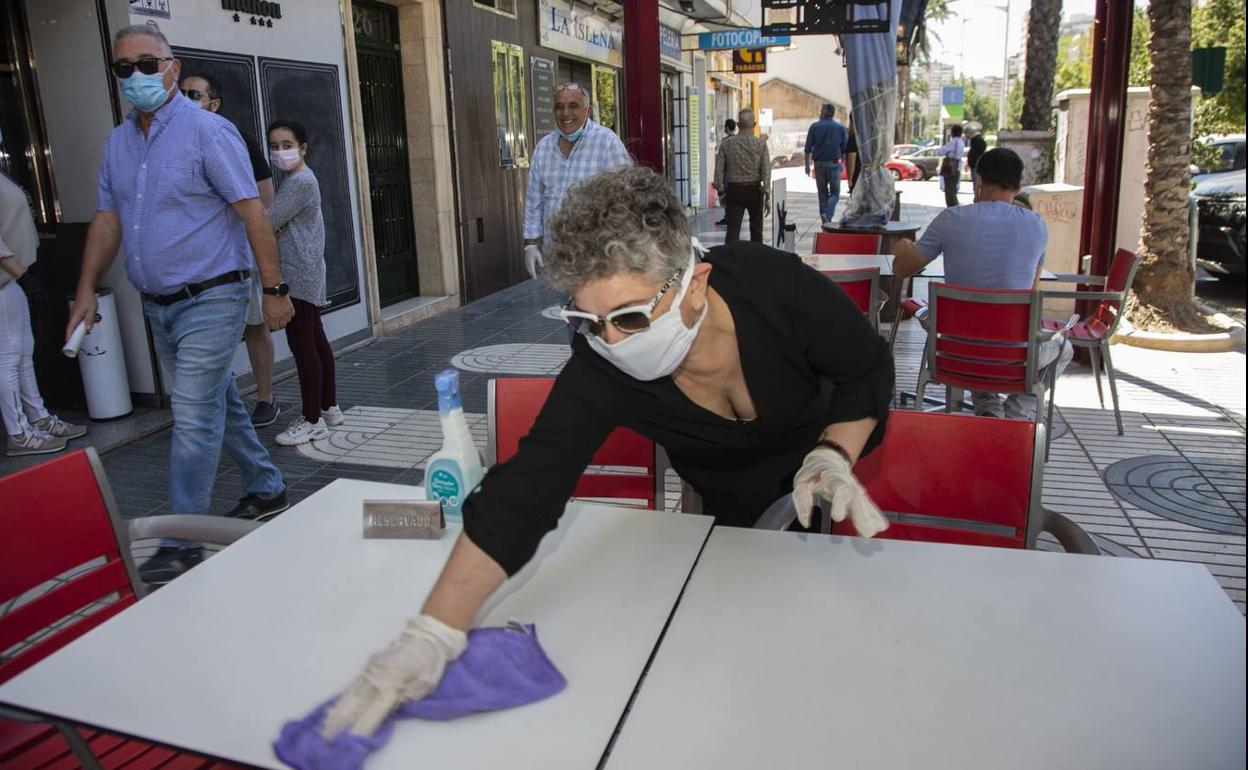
[{"x1": 434, "y1": 369, "x2": 462, "y2": 412}]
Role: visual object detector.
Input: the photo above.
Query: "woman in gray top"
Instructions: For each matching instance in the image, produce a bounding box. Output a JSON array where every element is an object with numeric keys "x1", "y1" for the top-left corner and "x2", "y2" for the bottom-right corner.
[{"x1": 266, "y1": 121, "x2": 343, "y2": 446}]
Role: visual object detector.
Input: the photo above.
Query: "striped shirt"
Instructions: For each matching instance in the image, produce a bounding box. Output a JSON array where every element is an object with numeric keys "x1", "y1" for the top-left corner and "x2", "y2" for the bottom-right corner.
[
  {"x1": 714, "y1": 132, "x2": 770, "y2": 189},
  {"x1": 523, "y1": 120, "x2": 632, "y2": 240},
  {"x1": 97, "y1": 92, "x2": 259, "y2": 295}
]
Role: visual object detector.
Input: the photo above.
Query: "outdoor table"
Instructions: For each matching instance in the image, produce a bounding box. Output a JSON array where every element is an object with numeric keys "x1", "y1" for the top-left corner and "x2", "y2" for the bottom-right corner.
[
  {"x1": 801, "y1": 253, "x2": 1058, "y2": 282},
  {"x1": 0, "y1": 479, "x2": 714, "y2": 769},
  {"x1": 604, "y1": 527, "x2": 1247, "y2": 770}
]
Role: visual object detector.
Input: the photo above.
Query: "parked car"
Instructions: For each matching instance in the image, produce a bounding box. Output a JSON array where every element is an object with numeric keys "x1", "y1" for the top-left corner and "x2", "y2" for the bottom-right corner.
[
  {"x1": 892, "y1": 144, "x2": 920, "y2": 158},
  {"x1": 899, "y1": 146, "x2": 944, "y2": 180},
  {"x1": 1192, "y1": 134, "x2": 1246, "y2": 186},
  {"x1": 839, "y1": 158, "x2": 923, "y2": 182},
  {"x1": 1191, "y1": 169, "x2": 1246, "y2": 277}
]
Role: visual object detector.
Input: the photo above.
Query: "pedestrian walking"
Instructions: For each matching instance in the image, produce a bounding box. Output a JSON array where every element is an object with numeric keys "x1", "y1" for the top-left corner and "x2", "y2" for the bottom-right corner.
[{"x1": 714, "y1": 109, "x2": 770, "y2": 244}]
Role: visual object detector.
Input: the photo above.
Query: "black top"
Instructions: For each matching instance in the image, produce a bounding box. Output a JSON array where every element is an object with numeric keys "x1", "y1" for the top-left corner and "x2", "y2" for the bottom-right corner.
[
  {"x1": 463, "y1": 243, "x2": 895, "y2": 576},
  {"x1": 846, "y1": 132, "x2": 861, "y2": 189},
  {"x1": 240, "y1": 131, "x2": 273, "y2": 183},
  {"x1": 968, "y1": 135, "x2": 988, "y2": 169}
]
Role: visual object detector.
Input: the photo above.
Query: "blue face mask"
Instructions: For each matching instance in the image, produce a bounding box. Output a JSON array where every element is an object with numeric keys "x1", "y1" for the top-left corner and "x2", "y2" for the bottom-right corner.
[
  {"x1": 120, "y1": 71, "x2": 173, "y2": 113},
  {"x1": 558, "y1": 125, "x2": 585, "y2": 142}
]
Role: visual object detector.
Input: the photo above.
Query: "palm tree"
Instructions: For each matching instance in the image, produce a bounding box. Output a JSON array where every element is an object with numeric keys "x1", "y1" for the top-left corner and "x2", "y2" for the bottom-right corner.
[
  {"x1": 1020, "y1": 0, "x2": 1062, "y2": 130},
  {"x1": 1130, "y1": 0, "x2": 1207, "y2": 330},
  {"x1": 896, "y1": 0, "x2": 954, "y2": 143}
]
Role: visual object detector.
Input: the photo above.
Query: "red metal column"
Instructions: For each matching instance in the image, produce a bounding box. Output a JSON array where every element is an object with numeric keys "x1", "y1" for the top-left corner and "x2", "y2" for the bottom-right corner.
[
  {"x1": 623, "y1": 0, "x2": 662, "y2": 169},
  {"x1": 1078, "y1": 0, "x2": 1134, "y2": 285}
]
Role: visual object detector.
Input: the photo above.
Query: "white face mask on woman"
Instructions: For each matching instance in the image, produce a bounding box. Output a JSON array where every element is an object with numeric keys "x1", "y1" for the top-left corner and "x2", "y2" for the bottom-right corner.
[{"x1": 586, "y1": 246, "x2": 707, "y2": 381}]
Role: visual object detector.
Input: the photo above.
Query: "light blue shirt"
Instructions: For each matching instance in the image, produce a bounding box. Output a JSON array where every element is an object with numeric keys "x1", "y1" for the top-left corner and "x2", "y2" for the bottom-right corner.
[
  {"x1": 97, "y1": 92, "x2": 259, "y2": 295},
  {"x1": 523, "y1": 119, "x2": 631, "y2": 240},
  {"x1": 939, "y1": 136, "x2": 966, "y2": 160},
  {"x1": 914, "y1": 201, "x2": 1048, "y2": 290}
]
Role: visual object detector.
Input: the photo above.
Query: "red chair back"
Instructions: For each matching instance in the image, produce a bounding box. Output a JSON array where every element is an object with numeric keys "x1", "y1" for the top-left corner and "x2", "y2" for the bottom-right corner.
[
  {"x1": 491, "y1": 377, "x2": 659, "y2": 507},
  {"x1": 835, "y1": 411, "x2": 1040, "y2": 548},
  {"x1": 820, "y1": 267, "x2": 880, "y2": 318},
  {"x1": 0, "y1": 449, "x2": 139, "y2": 684},
  {"x1": 814, "y1": 232, "x2": 881, "y2": 255},
  {"x1": 928, "y1": 283, "x2": 1040, "y2": 395},
  {"x1": 1092, "y1": 248, "x2": 1142, "y2": 331}
]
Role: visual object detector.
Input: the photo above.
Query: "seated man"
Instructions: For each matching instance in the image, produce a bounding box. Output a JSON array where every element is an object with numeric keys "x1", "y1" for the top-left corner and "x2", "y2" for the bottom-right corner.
[{"x1": 892, "y1": 147, "x2": 1072, "y2": 419}]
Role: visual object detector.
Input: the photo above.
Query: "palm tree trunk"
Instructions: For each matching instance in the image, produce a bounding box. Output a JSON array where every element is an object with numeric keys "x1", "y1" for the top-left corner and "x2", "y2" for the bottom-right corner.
[
  {"x1": 897, "y1": 64, "x2": 912, "y2": 144},
  {"x1": 1130, "y1": 0, "x2": 1206, "y2": 330},
  {"x1": 1020, "y1": 0, "x2": 1062, "y2": 130}
]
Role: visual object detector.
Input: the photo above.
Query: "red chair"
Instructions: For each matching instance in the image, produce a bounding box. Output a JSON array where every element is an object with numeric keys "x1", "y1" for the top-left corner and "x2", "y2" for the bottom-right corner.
[
  {"x1": 753, "y1": 411, "x2": 1098, "y2": 553},
  {"x1": 915, "y1": 283, "x2": 1076, "y2": 457},
  {"x1": 0, "y1": 448, "x2": 253, "y2": 769},
  {"x1": 813, "y1": 232, "x2": 881, "y2": 255},
  {"x1": 820, "y1": 267, "x2": 883, "y2": 331},
  {"x1": 1040, "y1": 248, "x2": 1142, "y2": 435},
  {"x1": 487, "y1": 377, "x2": 665, "y2": 509}
]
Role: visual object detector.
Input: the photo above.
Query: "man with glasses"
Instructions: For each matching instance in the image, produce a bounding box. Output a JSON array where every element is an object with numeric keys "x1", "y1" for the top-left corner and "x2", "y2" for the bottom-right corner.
[
  {"x1": 67, "y1": 23, "x2": 295, "y2": 585},
  {"x1": 522, "y1": 82, "x2": 631, "y2": 280},
  {"x1": 180, "y1": 72, "x2": 281, "y2": 428}
]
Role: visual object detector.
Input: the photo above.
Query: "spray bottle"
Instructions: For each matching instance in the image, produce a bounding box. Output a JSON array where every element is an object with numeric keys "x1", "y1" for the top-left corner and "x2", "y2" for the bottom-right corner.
[{"x1": 424, "y1": 369, "x2": 484, "y2": 522}]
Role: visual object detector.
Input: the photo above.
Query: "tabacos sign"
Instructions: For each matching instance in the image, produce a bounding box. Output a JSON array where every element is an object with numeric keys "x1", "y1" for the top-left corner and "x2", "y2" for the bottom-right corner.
[{"x1": 539, "y1": 0, "x2": 623, "y2": 68}]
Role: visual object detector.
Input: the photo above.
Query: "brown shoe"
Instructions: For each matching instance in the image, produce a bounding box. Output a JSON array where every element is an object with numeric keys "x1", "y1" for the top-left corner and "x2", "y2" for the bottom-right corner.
[{"x1": 31, "y1": 415, "x2": 87, "y2": 440}]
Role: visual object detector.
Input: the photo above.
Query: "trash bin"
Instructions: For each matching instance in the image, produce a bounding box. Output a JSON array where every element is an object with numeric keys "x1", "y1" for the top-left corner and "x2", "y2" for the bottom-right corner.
[{"x1": 70, "y1": 288, "x2": 132, "y2": 420}]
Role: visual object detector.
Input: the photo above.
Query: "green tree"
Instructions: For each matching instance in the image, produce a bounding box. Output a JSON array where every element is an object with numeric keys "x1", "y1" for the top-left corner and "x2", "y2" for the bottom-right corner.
[
  {"x1": 961, "y1": 78, "x2": 999, "y2": 134},
  {"x1": 897, "y1": 0, "x2": 954, "y2": 142},
  {"x1": 1191, "y1": 0, "x2": 1246, "y2": 136},
  {"x1": 1020, "y1": 0, "x2": 1063, "y2": 130}
]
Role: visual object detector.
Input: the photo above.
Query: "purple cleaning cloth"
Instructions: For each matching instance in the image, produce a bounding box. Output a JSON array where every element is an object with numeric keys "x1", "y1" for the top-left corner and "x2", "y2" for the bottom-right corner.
[{"x1": 273, "y1": 622, "x2": 566, "y2": 770}]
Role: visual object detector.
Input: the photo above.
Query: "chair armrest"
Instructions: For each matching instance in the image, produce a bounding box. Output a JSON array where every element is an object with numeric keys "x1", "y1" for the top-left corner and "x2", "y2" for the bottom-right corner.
[
  {"x1": 1038, "y1": 290, "x2": 1123, "y2": 302},
  {"x1": 128, "y1": 514, "x2": 260, "y2": 545},
  {"x1": 1047, "y1": 273, "x2": 1108, "y2": 285},
  {"x1": 1040, "y1": 509, "x2": 1100, "y2": 555},
  {"x1": 754, "y1": 494, "x2": 798, "y2": 530}
]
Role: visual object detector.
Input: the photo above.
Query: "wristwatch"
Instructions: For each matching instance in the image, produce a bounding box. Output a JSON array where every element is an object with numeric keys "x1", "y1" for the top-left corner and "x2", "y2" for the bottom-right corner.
[{"x1": 262, "y1": 282, "x2": 290, "y2": 297}]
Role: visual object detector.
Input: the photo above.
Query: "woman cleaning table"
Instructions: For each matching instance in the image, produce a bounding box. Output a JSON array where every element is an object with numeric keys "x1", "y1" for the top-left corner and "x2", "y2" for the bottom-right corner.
[{"x1": 320, "y1": 166, "x2": 895, "y2": 739}]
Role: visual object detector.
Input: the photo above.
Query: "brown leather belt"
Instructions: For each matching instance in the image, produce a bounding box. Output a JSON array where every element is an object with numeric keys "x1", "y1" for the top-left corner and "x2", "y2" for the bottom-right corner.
[{"x1": 143, "y1": 270, "x2": 250, "y2": 306}]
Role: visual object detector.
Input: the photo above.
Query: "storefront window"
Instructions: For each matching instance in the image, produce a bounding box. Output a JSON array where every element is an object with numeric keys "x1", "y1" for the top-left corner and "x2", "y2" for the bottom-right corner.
[
  {"x1": 592, "y1": 65, "x2": 619, "y2": 135},
  {"x1": 491, "y1": 41, "x2": 529, "y2": 169},
  {"x1": 474, "y1": 0, "x2": 517, "y2": 16}
]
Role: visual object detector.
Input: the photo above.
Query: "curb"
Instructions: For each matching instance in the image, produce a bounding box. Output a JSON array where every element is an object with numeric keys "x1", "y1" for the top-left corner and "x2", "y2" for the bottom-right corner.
[{"x1": 1113, "y1": 313, "x2": 1246, "y2": 353}]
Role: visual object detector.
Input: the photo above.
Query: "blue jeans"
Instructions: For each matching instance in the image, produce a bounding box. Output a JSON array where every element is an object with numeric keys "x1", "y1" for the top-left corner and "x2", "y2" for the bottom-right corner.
[
  {"x1": 143, "y1": 281, "x2": 284, "y2": 522},
  {"x1": 814, "y1": 161, "x2": 842, "y2": 222}
]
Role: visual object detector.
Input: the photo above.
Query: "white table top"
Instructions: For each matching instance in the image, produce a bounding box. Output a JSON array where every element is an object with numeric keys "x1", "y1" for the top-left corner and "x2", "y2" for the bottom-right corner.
[
  {"x1": 606, "y1": 528, "x2": 1247, "y2": 770},
  {"x1": 0, "y1": 479, "x2": 714, "y2": 770},
  {"x1": 801, "y1": 253, "x2": 1058, "y2": 281}
]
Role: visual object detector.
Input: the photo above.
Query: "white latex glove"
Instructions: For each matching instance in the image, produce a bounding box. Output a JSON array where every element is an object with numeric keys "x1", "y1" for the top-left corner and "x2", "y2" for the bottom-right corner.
[
  {"x1": 320, "y1": 614, "x2": 467, "y2": 739},
  {"x1": 791, "y1": 446, "x2": 889, "y2": 538},
  {"x1": 524, "y1": 244, "x2": 543, "y2": 280}
]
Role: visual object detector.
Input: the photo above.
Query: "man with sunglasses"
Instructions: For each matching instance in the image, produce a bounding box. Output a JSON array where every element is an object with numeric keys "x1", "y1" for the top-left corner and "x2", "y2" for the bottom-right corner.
[
  {"x1": 67, "y1": 23, "x2": 294, "y2": 585},
  {"x1": 320, "y1": 166, "x2": 894, "y2": 739},
  {"x1": 180, "y1": 72, "x2": 282, "y2": 429},
  {"x1": 522, "y1": 82, "x2": 631, "y2": 280}
]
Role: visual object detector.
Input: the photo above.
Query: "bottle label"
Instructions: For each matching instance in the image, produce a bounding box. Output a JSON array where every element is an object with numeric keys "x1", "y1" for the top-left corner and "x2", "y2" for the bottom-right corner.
[{"x1": 427, "y1": 463, "x2": 465, "y2": 520}]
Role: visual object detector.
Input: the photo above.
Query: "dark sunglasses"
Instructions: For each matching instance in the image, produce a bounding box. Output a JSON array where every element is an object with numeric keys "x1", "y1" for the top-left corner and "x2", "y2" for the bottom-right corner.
[
  {"x1": 180, "y1": 88, "x2": 213, "y2": 102},
  {"x1": 560, "y1": 268, "x2": 683, "y2": 338},
  {"x1": 110, "y1": 57, "x2": 173, "y2": 79}
]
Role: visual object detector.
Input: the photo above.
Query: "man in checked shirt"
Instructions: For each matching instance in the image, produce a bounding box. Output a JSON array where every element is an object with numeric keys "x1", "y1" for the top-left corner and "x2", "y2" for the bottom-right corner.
[
  {"x1": 714, "y1": 108, "x2": 770, "y2": 244},
  {"x1": 523, "y1": 83, "x2": 632, "y2": 279}
]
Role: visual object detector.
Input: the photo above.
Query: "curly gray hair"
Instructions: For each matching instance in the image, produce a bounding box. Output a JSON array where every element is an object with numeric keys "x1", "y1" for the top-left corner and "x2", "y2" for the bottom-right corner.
[{"x1": 542, "y1": 166, "x2": 691, "y2": 292}]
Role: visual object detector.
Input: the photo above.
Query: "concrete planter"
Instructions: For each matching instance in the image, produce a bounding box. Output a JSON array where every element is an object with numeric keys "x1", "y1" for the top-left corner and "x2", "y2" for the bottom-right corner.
[{"x1": 998, "y1": 130, "x2": 1056, "y2": 186}]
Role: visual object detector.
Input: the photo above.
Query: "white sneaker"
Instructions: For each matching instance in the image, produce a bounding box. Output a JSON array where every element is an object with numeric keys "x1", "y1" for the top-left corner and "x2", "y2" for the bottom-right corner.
[
  {"x1": 275, "y1": 417, "x2": 330, "y2": 446},
  {"x1": 321, "y1": 405, "x2": 345, "y2": 427}
]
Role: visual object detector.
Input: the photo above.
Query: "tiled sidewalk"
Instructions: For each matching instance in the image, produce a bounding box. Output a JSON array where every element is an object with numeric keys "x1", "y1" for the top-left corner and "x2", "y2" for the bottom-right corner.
[{"x1": 7, "y1": 187, "x2": 1244, "y2": 612}]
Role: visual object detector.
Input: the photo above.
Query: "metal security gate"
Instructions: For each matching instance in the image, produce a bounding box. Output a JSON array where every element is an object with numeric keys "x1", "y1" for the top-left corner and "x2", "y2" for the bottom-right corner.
[{"x1": 353, "y1": 0, "x2": 418, "y2": 306}]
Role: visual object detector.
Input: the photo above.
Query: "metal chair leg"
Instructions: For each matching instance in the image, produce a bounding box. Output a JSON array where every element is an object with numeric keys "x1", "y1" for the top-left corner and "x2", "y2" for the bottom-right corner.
[
  {"x1": 1045, "y1": 366, "x2": 1058, "y2": 460},
  {"x1": 1088, "y1": 345, "x2": 1105, "y2": 409},
  {"x1": 1101, "y1": 341, "x2": 1125, "y2": 435}
]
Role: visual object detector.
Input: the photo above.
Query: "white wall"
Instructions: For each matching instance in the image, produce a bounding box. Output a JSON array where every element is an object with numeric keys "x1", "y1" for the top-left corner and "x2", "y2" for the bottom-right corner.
[
  {"x1": 126, "y1": 0, "x2": 370, "y2": 379},
  {"x1": 759, "y1": 36, "x2": 850, "y2": 111},
  {"x1": 25, "y1": 0, "x2": 158, "y2": 393},
  {"x1": 1056, "y1": 87, "x2": 1199, "y2": 255}
]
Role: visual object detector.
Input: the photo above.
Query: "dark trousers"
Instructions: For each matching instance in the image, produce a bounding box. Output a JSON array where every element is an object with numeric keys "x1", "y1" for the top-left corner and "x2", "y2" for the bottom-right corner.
[
  {"x1": 813, "y1": 161, "x2": 842, "y2": 222},
  {"x1": 942, "y1": 169, "x2": 960, "y2": 207},
  {"x1": 725, "y1": 182, "x2": 764, "y2": 243},
  {"x1": 285, "y1": 298, "x2": 337, "y2": 423}
]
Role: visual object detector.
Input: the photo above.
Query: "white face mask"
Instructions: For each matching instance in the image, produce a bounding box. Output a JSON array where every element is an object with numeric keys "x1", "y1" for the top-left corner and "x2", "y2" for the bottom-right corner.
[
  {"x1": 587, "y1": 248, "x2": 707, "y2": 381},
  {"x1": 270, "y1": 147, "x2": 302, "y2": 172}
]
